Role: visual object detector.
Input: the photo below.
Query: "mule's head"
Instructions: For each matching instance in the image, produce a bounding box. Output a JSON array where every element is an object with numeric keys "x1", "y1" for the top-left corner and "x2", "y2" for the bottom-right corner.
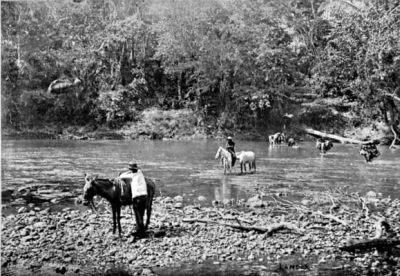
[
  {"x1": 215, "y1": 147, "x2": 222, "y2": 159},
  {"x1": 82, "y1": 173, "x2": 97, "y2": 206}
]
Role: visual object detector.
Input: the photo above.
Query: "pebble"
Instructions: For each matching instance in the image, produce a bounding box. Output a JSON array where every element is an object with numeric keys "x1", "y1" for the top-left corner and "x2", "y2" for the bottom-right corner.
[
  {"x1": 17, "y1": 207, "x2": 27, "y2": 214},
  {"x1": 301, "y1": 199, "x2": 311, "y2": 206},
  {"x1": 163, "y1": 197, "x2": 173, "y2": 203},
  {"x1": 20, "y1": 229, "x2": 29, "y2": 237},
  {"x1": 39, "y1": 209, "x2": 50, "y2": 215},
  {"x1": 142, "y1": 268, "x2": 156, "y2": 275},
  {"x1": 33, "y1": 222, "x2": 47, "y2": 228},
  {"x1": 198, "y1": 196, "x2": 207, "y2": 202},
  {"x1": 173, "y1": 195, "x2": 183, "y2": 202},
  {"x1": 50, "y1": 198, "x2": 60, "y2": 204},
  {"x1": 173, "y1": 203, "x2": 183, "y2": 209}
]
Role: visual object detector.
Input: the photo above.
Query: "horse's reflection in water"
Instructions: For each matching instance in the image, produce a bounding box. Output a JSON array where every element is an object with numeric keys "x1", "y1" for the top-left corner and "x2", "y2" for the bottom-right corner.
[{"x1": 214, "y1": 177, "x2": 234, "y2": 205}]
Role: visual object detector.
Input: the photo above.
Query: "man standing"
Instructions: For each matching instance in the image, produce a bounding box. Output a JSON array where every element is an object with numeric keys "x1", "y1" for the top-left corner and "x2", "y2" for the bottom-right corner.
[
  {"x1": 226, "y1": 136, "x2": 236, "y2": 167},
  {"x1": 118, "y1": 162, "x2": 147, "y2": 199}
]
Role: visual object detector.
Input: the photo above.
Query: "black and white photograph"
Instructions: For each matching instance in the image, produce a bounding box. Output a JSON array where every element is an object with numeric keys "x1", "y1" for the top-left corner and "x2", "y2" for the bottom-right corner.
[{"x1": 1, "y1": 0, "x2": 400, "y2": 275}]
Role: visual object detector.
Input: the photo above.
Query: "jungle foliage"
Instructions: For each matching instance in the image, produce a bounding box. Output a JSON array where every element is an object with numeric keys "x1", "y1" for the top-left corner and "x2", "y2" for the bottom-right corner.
[{"x1": 1, "y1": 0, "x2": 399, "y2": 137}]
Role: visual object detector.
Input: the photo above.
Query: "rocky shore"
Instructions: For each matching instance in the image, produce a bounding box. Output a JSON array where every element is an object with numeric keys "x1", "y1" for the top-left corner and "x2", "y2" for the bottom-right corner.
[{"x1": 2, "y1": 189, "x2": 400, "y2": 276}]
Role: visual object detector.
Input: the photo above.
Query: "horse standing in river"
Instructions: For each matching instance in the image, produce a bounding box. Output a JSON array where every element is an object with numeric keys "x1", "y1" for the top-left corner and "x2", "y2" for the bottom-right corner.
[
  {"x1": 316, "y1": 139, "x2": 333, "y2": 154},
  {"x1": 360, "y1": 142, "x2": 380, "y2": 162},
  {"x1": 82, "y1": 173, "x2": 155, "y2": 237},
  {"x1": 236, "y1": 151, "x2": 256, "y2": 174},
  {"x1": 269, "y1": 132, "x2": 285, "y2": 147},
  {"x1": 215, "y1": 146, "x2": 233, "y2": 174}
]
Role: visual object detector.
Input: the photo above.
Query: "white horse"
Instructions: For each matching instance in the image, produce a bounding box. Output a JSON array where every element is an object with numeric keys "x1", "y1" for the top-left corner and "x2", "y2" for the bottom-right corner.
[
  {"x1": 236, "y1": 151, "x2": 256, "y2": 174},
  {"x1": 269, "y1": 132, "x2": 283, "y2": 147},
  {"x1": 215, "y1": 147, "x2": 233, "y2": 174}
]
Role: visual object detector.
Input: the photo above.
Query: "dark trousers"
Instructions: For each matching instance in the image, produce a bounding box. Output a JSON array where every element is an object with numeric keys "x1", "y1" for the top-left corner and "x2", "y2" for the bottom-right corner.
[{"x1": 227, "y1": 148, "x2": 236, "y2": 166}]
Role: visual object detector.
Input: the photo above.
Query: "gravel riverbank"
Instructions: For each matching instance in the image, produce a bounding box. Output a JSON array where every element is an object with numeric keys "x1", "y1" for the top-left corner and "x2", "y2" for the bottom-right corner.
[{"x1": 2, "y1": 191, "x2": 400, "y2": 276}]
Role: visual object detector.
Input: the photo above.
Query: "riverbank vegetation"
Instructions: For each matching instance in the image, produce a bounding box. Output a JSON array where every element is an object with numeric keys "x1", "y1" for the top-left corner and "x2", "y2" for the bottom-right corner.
[{"x1": 2, "y1": 0, "x2": 400, "y2": 141}]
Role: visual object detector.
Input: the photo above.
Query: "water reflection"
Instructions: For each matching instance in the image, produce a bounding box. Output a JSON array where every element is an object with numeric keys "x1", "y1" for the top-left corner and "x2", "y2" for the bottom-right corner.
[{"x1": 214, "y1": 177, "x2": 234, "y2": 204}]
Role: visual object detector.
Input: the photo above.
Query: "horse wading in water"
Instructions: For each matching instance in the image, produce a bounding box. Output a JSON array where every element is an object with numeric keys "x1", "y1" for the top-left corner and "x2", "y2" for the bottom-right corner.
[
  {"x1": 215, "y1": 146, "x2": 233, "y2": 174},
  {"x1": 269, "y1": 132, "x2": 285, "y2": 147},
  {"x1": 236, "y1": 151, "x2": 256, "y2": 174},
  {"x1": 287, "y1": 137, "x2": 296, "y2": 147},
  {"x1": 360, "y1": 142, "x2": 380, "y2": 162},
  {"x1": 316, "y1": 139, "x2": 333, "y2": 154},
  {"x1": 82, "y1": 174, "x2": 155, "y2": 237}
]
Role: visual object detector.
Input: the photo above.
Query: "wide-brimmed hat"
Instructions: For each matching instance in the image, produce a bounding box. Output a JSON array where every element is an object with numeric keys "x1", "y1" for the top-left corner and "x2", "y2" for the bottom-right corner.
[
  {"x1": 227, "y1": 136, "x2": 233, "y2": 140},
  {"x1": 128, "y1": 162, "x2": 139, "y2": 170}
]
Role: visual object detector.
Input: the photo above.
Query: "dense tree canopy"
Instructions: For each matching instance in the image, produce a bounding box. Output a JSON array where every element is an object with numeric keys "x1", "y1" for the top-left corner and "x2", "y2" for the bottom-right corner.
[{"x1": 1, "y1": 0, "x2": 399, "y2": 138}]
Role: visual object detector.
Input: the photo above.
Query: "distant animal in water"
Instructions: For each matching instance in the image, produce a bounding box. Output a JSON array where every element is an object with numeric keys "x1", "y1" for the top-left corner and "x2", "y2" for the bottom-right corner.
[
  {"x1": 360, "y1": 143, "x2": 380, "y2": 163},
  {"x1": 316, "y1": 139, "x2": 333, "y2": 154},
  {"x1": 236, "y1": 151, "x2": 256, "y2": 174},
  {"x1": 82, "y1": 174, "x2": 155, "y2": 237},
  {"x1": 287, "y1": 137, "x2": 296, "y2": 147},
  {"x1": 279, "y1": 132, "x2": 286, "y2": 144},
  {"x1": 215, "y1": 146, "x2": 233, "y2": 174},
  {"x1": 269, "y1": 132, "x2": 285, "y2": 146}
]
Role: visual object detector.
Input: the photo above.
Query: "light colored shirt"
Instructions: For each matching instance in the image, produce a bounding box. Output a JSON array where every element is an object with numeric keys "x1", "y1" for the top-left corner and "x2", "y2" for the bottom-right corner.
[{"x1": 119, "y1": 170, "x2": 147, "y2": 198}]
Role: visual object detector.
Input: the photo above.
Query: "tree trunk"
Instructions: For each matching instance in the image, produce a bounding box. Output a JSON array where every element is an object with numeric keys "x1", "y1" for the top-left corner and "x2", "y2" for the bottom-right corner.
[
  {"x1": 17, "y1": 35, "x2": 21, "y2": 67},
  {"x1": 182, "y1": 218, "x2": 304, "y2": 235},
  {"x1": 340, "y1": 239, "x2": 400, "y2": 252},
  {"x1": 177, "y1": 72, "x2": 182, "y2": 101},
  {"x1": 301, "y1": 126, "x2": 378, "y2": 144}
]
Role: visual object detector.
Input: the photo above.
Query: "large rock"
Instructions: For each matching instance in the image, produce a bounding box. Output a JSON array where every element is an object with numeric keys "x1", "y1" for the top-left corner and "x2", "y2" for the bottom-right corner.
[{"x1": 246, "y1": 195, "x2": 265, "y2": 208}]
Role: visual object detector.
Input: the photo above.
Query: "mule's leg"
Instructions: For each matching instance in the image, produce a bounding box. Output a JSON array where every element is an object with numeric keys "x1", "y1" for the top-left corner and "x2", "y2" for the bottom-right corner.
[
  {"x1": 117, "y1": 206, "x2": 122, "y2": 236},
  {"x1": 112, "y1": 206, "x2": 116, "y2": 234},
  {"x1": 145, "y1": 199, "x2": 152, "y2": 230},
  {"x1": 253, "y1": 161, "x2": 256, "y2": 171}
]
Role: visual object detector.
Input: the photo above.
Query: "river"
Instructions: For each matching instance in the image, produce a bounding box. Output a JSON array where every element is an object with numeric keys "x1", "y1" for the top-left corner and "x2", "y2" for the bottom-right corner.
[{"x1": 2, "y1": 139, "x2": 400, "y2": 204}]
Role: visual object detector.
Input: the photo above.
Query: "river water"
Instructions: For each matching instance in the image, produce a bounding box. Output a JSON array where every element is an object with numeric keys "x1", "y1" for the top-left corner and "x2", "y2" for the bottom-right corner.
[
  {"x1": 2, "y1": 139, "x2": 400, "y2": 203},
  {"x1": 2, "y1": 139, "x2": 400, "y2": 275}
]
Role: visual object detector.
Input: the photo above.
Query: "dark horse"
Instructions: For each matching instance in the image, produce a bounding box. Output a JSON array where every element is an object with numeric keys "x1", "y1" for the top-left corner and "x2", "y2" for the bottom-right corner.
[{"x1": 82, "y1": 173, "x2": 155, "y2": 237}]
